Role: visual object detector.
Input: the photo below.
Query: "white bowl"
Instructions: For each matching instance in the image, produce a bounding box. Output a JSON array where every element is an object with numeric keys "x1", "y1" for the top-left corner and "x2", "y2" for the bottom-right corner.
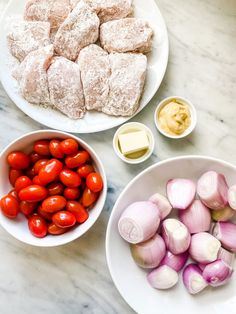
[
  {"x1": 113, "y1": 122, "x2": 155, "y2": 164},
  {"x1": 106, "y1": 156, "x2": 236, "y2": 314},
  {"x1": 0, "y1": 130, "x2": 107, "y2": 247},
  {"x1": 154, "y1": 96, "x2": 197, "y2": 139}
]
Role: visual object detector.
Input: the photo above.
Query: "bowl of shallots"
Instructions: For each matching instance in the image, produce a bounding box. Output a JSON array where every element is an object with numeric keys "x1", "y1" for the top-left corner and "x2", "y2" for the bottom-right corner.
[{"x1": 106, "y1": 156, "x2": 236, "y2": 314}]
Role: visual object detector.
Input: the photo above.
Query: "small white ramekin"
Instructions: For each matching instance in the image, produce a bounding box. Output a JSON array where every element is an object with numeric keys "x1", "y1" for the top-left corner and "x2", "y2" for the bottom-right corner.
[
  {"x1": 113, "y1": 122, "x2": 155, "y2": 164},
  {"x1": 154, "y1": 96, "x2": 197, "y2": 139}
]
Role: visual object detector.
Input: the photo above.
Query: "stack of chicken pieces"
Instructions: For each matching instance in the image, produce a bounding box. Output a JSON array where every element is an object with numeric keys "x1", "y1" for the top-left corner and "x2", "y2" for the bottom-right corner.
[{"x1": 8, "y1": 0, "x2": 153, "y2": 119}]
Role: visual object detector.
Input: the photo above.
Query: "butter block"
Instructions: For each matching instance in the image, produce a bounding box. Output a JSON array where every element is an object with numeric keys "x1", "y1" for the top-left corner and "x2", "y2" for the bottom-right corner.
[{"x1": 118, "y1": 131, "x2": 149, "y2": 156}]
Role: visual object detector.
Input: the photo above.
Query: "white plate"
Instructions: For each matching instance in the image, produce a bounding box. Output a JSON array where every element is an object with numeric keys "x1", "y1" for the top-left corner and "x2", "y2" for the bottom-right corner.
[
  {"x1": 106, "y1": 156, "x2": 236, "y2": 314},
  {"x1": 0, "y1": 0, "x2": 169, "y2": 133}
]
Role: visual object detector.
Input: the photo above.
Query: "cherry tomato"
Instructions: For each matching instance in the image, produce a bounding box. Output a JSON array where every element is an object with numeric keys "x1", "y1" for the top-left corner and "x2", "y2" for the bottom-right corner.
[
  {"x1": 19, "y1": 185, "x2": 48, "y2": 202},
  {"x1": 77, "y1": 164, "x2": 94, "y2": 178},
  {"x1": 82, "y1": 187, "x2": 98, "y2": 207},
  {"x1": 60, "y1": 139, "x2": 78, "y2": 155},
  {"x1": 49, "y1": 140, "x2": 64, "y2": 159},
  {"x1": 25, "y1": 166, "x2": 36, "y2": 179},
  {"x1": 52, "y1": 211, "x2": 76, "y2": 228},
  {"x1": 66, "y1": 201, "x2": 89, "y2": 223},
  {"x1": 63, "y1": 187, "x2": 80, "y2": 200},
  {"x1": 33, "y1": 159, "x2": 49, "y2": 174},
  {"x1": 42, "y1": 196, "x2": 66, "y2": 213},
  {"x1": 32, "y1": 175, "x2": 43, "y2": 185},
  {"x1": 0, "y1": 195, "x2": 19, "y2": 219},
  {"x1": 86, "y1": 172, "x2": 103, "y2": 193},
  {"x1": 8, "y1": 189, "x2": 19, "y2": 200},
  {"x1": 48, "y1": 223, "x2": 68, "y2": 235},
  {"x1": 65, "y1": 151, "x2": 90, "y2": 169},
  {"x1": 20, "y1": 201, "x2": 37, "y2": 216},
  {"x1": 39, "y1": 159, "x2": 63, "y2": 185},
  {"x1": 14, "y1": 176, "x2": 32, "y2": 192},
  {"x1": 29, "y1": 152, "x2": 43, "y2": 164},
  {"x1": 9, "y1": 168, "x2": 24, "y2": 186},
  {"x1": 28, "y1": 215, "x2": 47, "y2": 238},
  {"x1": 33, "y1": 140, "x2": 50, "y2": 156},
  {"x1": 48, "y1": 182, "x2": 64, "y2": 196},
  {"x1": 7, "y1": 151, "x2": 30, "y2": 170},
  {"x1": 37, "y1": 205, "x2": 53, "y2": 221},
  {"x1": 59, "y1": 169, "x2": 81, "y2": 188}
]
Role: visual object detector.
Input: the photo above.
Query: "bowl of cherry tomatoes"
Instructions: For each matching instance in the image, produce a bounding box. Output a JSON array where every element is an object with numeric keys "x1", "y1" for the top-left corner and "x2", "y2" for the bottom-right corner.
[{"x1": 0, "y1": 130, "x2": 107, "y2": 247}]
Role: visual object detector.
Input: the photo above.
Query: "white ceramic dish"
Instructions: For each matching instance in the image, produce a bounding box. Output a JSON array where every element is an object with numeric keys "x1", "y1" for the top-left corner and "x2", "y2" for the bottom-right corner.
[
  {"x1": 154, "y1": 96, "x2": 197, "y2": 139},
  {"x1": 113, "y1": 122, "x2": 155, "y2": 164},
  {"x1": 0, "y1": 130, "x2": 107, "y2": 247},
  {"x1": 106, "y1": 156, "x2": 236, "y2": 314},
  {"x1": 0, "y1": 0, "x2": 169, "y2": 134}
]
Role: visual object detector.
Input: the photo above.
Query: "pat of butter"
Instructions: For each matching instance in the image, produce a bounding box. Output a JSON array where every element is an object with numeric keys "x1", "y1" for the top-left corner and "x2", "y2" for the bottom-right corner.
[{"x1": 118, "y1": 131, "x2": 149, "y2": 156}]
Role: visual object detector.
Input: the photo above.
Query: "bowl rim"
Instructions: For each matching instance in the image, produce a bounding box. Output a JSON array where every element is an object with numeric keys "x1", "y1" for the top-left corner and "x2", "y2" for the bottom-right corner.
[
  {"x1": 113, "y1": 122, "x2": 155, "y2": 165},
  {"x1": 0, "y1": 129, "x2": 107, "y2": 247},
  {"x1": 154, "y1": 96, "x2": 197, "y2": 139},
  {"x1": 105, "y1": 155, "x2": 236, "y2": 312}
]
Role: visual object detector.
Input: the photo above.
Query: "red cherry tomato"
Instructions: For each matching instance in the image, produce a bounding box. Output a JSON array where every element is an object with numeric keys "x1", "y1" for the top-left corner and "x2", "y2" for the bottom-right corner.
[
  {"x1": 7, "y1": 151, "x2": 30, "y2": 170},
  {"x1": 48, "y1": 223, "x2": 68, "y2": 235},
  {"x1": 25, "y1": 166, "x2": 36, "y2": 179},
  {"x1": 33, "y1": 140, "x2": 50, "y2": 156},
  {"x1": 32, "y1": 175, "x2": 43, "y2": 185},
  {"x1": 66, "y1": 201, "x2": 89, "y2": 223},
  {"x1": 60, "y1": 139, "x2": 78, "y2": 155},
  {"x1": 37, "y1": 205, "x2": 53, "y2": 221},
  {"x1": 19, "y1": 185, "x2": 48, "y2": 202},
  {"x1": 9, "y1": 168, "x2": 24, "y2": 186},
  {"x1": 52, "y1": 211, "x2": 76, "y2": 228},
  {"x1": 8, "y1": 189, "x2": 19, "y2": 200},
  {"x1": 0, "y1": 195, "x2": 19, "y2": 219},
  {"x1": 63, "y1": 187, "x2": 80, "y2": 200},
  {"x1": 49, "y1": 140, "x2": 64, "y2": 158},
  {"x1": 20, "y1": 201, "x2": 37, "y2": 216},
  {"x1": 77, "y1": 164, "x2": 94, "y2": 178},
  {"x1": 59, "y1": 169, "x2": 81, "y2": 188},
  {"x1": 82, "y1": 187, "x2": 98, "y2": 207},
  {"x1": 39, "y1": 159, "x2": 63, "y2": 185},
  {"x1": 28, "y1": 215, "x2": 47, "y2": 238},
  {"x1": 48, "y1": 182, "x2": 64, "y2": 196},
  {"x1": 86, "y1": 172, "x2": 103, "y2": 193},
  {"x1": 42, "y1": 196, "x2": 66, "y2": 213},
  {"x1": 29, "y1": 152, "x2": 43, "y2": 164},
  {"x1": 65, "y1": 151, "x2": 90, "y2": 169},
  {"x1": 33, "y1": 159, "x2": 49, "y2": 174},
  {"x1": 14, "y1": 176, "x2": 32, "y2": 192}
]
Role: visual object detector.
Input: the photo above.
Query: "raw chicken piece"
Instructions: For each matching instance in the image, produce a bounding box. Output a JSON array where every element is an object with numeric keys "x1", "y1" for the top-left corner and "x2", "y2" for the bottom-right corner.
[
  {"x1": 77, "y1": 44, "x2": 110, "y2": 111},
  {"x1": 24, "y1": 0, "x2": 71, "y2": 31},
  {"x1": 84, "y1": 0, "x2": 133, "y2": 23},
  {"x1": 48, "y1": 57, "x2": 85, "y2": 119},
  {"x1": 100, "y1": 18, "x2": 153, "y2": 53},
  {"x1": 7, "y1": 21, "x2": 50, "y2": 62},
  {"x1": 103, "y1": 53, "x2": 147, "y2": 116},
  {"x1": 54, "y1": 1, "x2": 100, "y2": 61},
  {"x1": 13, "y1": 45, "x2": 53, "y2": 105}
]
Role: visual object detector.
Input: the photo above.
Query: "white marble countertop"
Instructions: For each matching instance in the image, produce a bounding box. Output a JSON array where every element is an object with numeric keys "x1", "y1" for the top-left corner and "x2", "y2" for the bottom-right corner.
[{"x1": 0, "y1": 0, "x2": 236, "y2": 313}]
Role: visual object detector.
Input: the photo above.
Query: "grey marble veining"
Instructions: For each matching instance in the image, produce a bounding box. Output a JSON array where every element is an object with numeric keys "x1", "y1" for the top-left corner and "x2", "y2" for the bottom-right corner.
[{"x1": 0, "y1": 0, "x2": 236, "y2": 313}]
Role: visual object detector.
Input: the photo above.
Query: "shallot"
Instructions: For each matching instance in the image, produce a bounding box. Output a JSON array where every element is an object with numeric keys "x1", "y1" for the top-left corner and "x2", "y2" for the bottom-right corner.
[
  {"x1": 212, "y1": 222, "x2": 236, "y2": 253},
  {"x1": 228, "y1": 185, "x2": 236, "y2": 210},
  {"x1": 183, "y1": 264, "x2": 208, "y2": 294},
  {"x1": 202, "y1": 259, "x2": 233, "y2": 287},
  {"x1": 149, "y1": 193, "x2": 172, "y2": 220},
  {"x1": 167, "y1": 179, "x2": 196, "y2": 210},
  {"x1": 197, "y1": 171, "x2": 228, "y2": 210},
  {"x1": 118, "y1": 201, "x2": 160, "y2": 244},
  {"x1": 130, "y1": 234, "x2": 166, "y2": 269},
  {"x1": 179, "y1": 200, "x2": 211, "y2": 234},
  {"x1": 162, "y1": 219, "x2": 191, "y2": 254},
  {"x1": 160, "y1": 250, "x2": 188, "y2": 272},
  {"x1": 189, "y1": 232, "x2": 221, "y2": 264},
  {"x1": 147, "y1": 265, "x2": 178, "y2": 290}
]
